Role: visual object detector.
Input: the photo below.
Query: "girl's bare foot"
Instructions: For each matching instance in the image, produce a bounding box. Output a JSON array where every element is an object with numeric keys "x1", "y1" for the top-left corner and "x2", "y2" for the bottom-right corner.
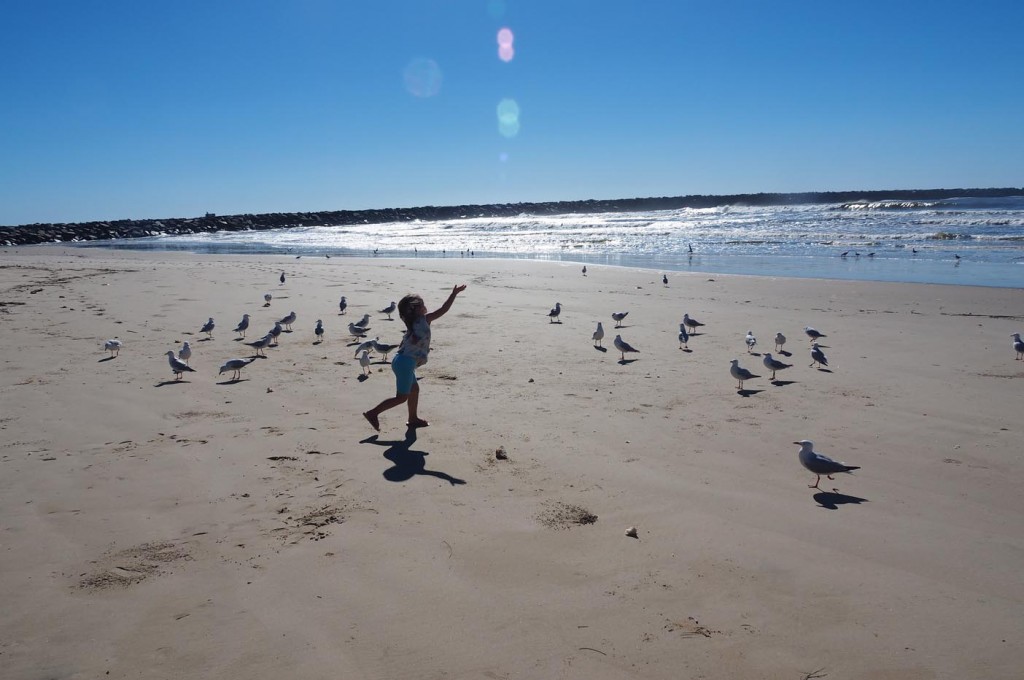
[
  {"x1": 407, "y1": 418, "x2": 429, "y2": 428},
  {"x1": 363, "y1": 411, "x2": 380, "y2": 432}
]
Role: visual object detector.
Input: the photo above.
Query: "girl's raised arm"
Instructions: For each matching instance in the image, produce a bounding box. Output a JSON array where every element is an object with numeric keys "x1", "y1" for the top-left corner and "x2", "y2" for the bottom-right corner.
[{"x1": 427, "y1": 284, "x2": 467, "y2": 323}]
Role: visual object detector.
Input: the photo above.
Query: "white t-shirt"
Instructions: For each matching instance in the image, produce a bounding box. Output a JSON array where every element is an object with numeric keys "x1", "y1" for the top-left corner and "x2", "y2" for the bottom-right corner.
[{"x1": 398, "y1": 316, "x2": 431, "y2": 364}]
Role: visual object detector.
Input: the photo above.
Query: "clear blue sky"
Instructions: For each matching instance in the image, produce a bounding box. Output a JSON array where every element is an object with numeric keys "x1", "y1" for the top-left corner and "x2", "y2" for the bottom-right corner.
[{"x1": 2, "y1": 1, "x2": 1022, "y2": 225}]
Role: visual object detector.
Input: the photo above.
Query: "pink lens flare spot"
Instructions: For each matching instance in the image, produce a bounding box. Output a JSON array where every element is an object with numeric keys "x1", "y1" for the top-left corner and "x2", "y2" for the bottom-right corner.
[
  {"x1": 497, "y1": 27, "x2": 514, "y2": 46},
  {"x1": 498, "y1": 44, "x2": 515, "y2": 62},
  {"x1": 402, "y1": 58, "x2": 443, "y2": 98}
]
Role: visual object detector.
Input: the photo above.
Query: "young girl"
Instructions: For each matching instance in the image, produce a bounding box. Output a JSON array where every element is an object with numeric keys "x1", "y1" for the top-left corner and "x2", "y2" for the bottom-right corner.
[{"x1": 363, "y1": 284, "x2": 466, "y2": 431}]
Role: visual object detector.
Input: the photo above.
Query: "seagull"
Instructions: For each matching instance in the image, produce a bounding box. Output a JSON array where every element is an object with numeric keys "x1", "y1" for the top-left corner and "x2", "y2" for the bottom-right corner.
[
  {"x1": 359, "y1": 350, "x2": 372, "y2": 376},
  {"x1": 805, "y1": 326, "x2": 826, "y2": 343},
  {"x1": 166, "y1": 350, "x2": 196, "y2": 380},
  {"x1": 263, "y1": 293, "x2": 272, "y2": 307},
  {"x1": 678, "y1": 323, "x2": 689, "y2": 349},
  {"x1": 774, "y1": 332, "x2": 786, "y2": 352},
  {"x1": 353, "y1": 313, "x2": 371, "y2": 329},
  {"x1": 611, "y1": 311, "x2": 628, "y2": 328},
  {"x1": 582, "y1": 266, "x2": 587, "y2": 276},
  {"x1": 354, "y1": 338, "x2": 376, "y2": 358},
  {"x1": 104, "y1": 339, "x2": 122, "y2": 357},
  {"x1": 314, "y1": 319, "x2": 324, "y2": 343},
  {"x1": 200, "y1": 317, "x2": 215, "y2": 339},
  {"x1": 379, "y1": 301, "x2": 397, "y2": 320},
  {"x1": 219, "y1": 357, "x2": 256, "y2": 381},
  {"x1": 745, "y1": 330, "x2": 757, "y2": 353},
  {"x1": 279, "y1": 271, "x2": 285, "y2": 285},
  {"x1": 548, "y1": 302, "x2": 562, "y2": 323},
  {"x1": 688, "y1": 243, "x2": 694, "y2": 254},
  {"x1": 246, "y1": 334, "x2": 273, "y2": 357},
  {"x1": 683, "y1": 313, "x2": 705, "y2": 334},
  {"x1": 268, "y1": 322, "x2": 283, "y2": 345},
  {"x1": 278, "y1": 311, "x2": 297, "y2": 331},
  {"x1": 348, "y1": 322, "x2": 369, "y2": 338},
  {"x1": 662, "y1": 274, "x2": 668, "y2": 286},
  {"x1": 762, "y1": 353, "x2": 792, "y2": 380},
  {"x1": 613, "y1": 334, "x2": 639, "y2": 361},
  {"x1": 234, "y1": 313, "x2": 250, "y2": 338},
  {"x1": 729, "y1": 359, "x2": 759, "y2": 390},
  {"x1": 372, "y1": 339, "x2": 399, "y2": 360},
  {"x1": 592, "y1": 321, "x2": 605, "y2": 347},
  {"x1": 795, "y1": 440, "x2": 859, "y2": 490},
  {"x1": 1012, "y1": 333, "x2": 1024, "y2": 360},
  {"x1": 178, "y1": 341, "x2": 192, "y2": 365},
  {"x1": 810, "y1": 343, "x2": 829, "y2": 368},
  {"x1": 338, "y1": 296, "x2": 348, "y2": 314}
]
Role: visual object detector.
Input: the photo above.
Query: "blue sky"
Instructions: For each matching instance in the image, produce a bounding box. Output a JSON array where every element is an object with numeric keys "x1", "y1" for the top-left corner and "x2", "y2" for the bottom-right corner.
[{"x1": 2, "y1": 1, "x2": 1022, "y2": 224}]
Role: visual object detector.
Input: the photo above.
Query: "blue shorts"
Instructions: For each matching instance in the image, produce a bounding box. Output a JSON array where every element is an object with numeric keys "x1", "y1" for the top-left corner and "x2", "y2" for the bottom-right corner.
[{"x1": 392, "y1": 353, "x2": 418, "y2": 395}]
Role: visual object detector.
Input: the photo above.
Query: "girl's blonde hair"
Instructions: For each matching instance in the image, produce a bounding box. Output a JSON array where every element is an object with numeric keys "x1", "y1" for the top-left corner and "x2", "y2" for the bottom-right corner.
[{"x1": 397, "y1": 294, "x2": 424, "y2": 332}]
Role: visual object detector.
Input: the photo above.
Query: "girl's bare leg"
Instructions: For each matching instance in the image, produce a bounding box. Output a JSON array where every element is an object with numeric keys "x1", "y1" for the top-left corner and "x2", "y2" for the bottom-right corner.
[
  {"x1": 407, "y1": 381, "x2": 428, "y2": 427},
  {"x1": 364, "y1": 394, "x2": 409, "y2": 432}
]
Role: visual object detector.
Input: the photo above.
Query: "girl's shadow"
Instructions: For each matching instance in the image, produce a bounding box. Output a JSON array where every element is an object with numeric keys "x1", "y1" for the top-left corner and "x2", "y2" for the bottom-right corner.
[{"x1": 360, "y1": 429, "x2": 465, "y2": 486}]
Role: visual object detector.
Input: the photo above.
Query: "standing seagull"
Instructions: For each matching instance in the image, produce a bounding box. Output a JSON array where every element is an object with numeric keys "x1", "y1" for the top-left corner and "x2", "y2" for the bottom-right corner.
[
  {"x1": 246, "y1": 334, "x2": 272, "y2": 357},
  {"x1": 683, "y1": 313, "x2": 705, "y2": 334},
  {"x1": 234, "y1": 313, "x2": 250, "y2": 339},
  {"x1": 372, "y1": 338, "x2": 399, "y2": 360},
  {"x1": 804, "y1": 326, "x2": 826, "y2": 343},
  {"x1": 592, "y1": 321, "x2": 605, "y2": 348},
  {"x1": 678, "y1": 323, "x2": 689, "y2": 349},
  {"x1": 762, "y1": 352, "x2": 792, "y2": 380},
  {"x1": 200, "y1": 317, "x2": 215, "y2": 339},
  {"x1": 795, "y1": 439, "x2": 859, "y2": 490},
  {"x1": 662, "y1": 274, "x2": 668, "y2": 286},
  {"x1": 729, "y1": 359, "x2": 759, "y2": 390},
  {"x1": 810, "y1": 343, "x2": 829, "y2": 368},
  {"x1": 263, "y1": 293, "x2": 272, "y2": 307},
  {"x1": 104, "y1": 339, "x2": 122, "y2": 358},
  {"x1": 745, "y1": 331, "x2": 757, "y2": 353},
  {"x1": 379, "y1": 301, "x2": 397, "y2": 320},
  {"x1": 178, "y1": 341, "x2": 192, "y2": 366},
  {"x1": 314, "y1": 319, "x2": 324, "y2": 343},
  {"x1": 611, "y1": 311, "x2": 629, "y2": 328},
  {"x1": 354, "y1": 338, "x2": 376, "y2": 358},
  {"x1": 268, "y1": 322, "x2": 283, "y2": 346},
  {"x1": 548, "y1": 302, "x2": 562, "y2": 323},
  {"x1": 1013, "y1": 333, "x2": 1024, "y2": 360},
  {"x1": 278, "y1": 311, "x2": 297, "y2": 332},
  {"x1": 613, "y1": 335, "x2": 640, "y2": 361},
  {"x1": 774, "y1": 332, "x2": 786, "y2": 352},
  {"x1": 348, "y1": 322, "x2": 369, "y2": 338},
  {"x1": 353, "y1": 313, "x2": 371, "y2": 330},
  {"x1": 165, "y1": 351, "x2": 196, "y2": 380},
  {"x1": 339, "y1": 296, "x2": 348, "y2": 315},
  {"x1": 582, "y1": 266, "x2": 587, "y2": 276},
  {"x1": 359, "y1": 350, "x2": 372, "y2": 376},
  {"x1": 219, "y1": 357, "x2": 256, "y2": 381},
  {"x1": 279, "y1": 271, "x2": 285, "y2": 285}
]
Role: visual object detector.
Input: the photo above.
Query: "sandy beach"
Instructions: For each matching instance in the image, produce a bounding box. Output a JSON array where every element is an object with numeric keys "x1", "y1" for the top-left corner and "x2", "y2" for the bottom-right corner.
[{"x1": 1, "y1": 247, "x2": 1022, "y2": 679}]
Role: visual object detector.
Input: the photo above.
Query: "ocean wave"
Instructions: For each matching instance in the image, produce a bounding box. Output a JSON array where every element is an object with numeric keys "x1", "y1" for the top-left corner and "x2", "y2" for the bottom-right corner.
[
  {"x1": 837, "y1": 200, "x2": 938, "y2": 210},
  {"x1": 927, "y1": 232, "x2": 974, "y2": 240}
]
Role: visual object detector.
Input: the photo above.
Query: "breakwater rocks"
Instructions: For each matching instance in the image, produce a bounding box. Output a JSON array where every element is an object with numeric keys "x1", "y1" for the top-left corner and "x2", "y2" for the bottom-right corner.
[{"x1": 3, "y1": 188, "x2": 1021, "y2": 246}]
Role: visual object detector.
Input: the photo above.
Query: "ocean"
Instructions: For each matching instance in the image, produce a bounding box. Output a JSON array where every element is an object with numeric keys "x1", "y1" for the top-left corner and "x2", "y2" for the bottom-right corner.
[{"x1": 83, "y1": 196, "x2": 1024, "y2": 289}]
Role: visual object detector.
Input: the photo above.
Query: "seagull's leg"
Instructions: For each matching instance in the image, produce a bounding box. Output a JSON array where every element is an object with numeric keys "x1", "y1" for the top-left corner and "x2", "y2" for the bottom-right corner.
[{"x1": 808, "y1": 475, "x2": 821, "y2": 489}]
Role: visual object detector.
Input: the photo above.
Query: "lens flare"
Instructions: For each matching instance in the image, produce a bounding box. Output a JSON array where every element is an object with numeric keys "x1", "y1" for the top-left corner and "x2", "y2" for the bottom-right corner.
[
  {"x1": 402, "y1": 58, "x2": 442, "y2": 98},
  {"x1": 497, "y1": 28, "x2": 513, "y2": 46},
  {"x1": 497, "y1": 98, "x2": 520, "y2": 138},
  {"x1": 497, "y1": 27, "x2": 515, "y2": 62},
  {"x1": 498, "y1": 44, "x2": 515, "y2": 62}
]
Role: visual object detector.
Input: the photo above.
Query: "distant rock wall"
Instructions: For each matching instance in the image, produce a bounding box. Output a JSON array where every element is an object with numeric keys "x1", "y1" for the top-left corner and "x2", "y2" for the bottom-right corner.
[{"x1": 2, "y1": 188, "x2": 1020, "y2": 246}]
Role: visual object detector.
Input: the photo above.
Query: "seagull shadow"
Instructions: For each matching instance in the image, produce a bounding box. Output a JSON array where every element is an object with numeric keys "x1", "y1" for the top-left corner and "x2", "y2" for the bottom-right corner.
[
  {"x1": 154, "y1": 379, "x2": 192, "y2": 387},
  {"x1": 549, "y1": 320, "x2": 563, "y2": 324},
  {"x1": 98, "y1": 356, "x2": 116, "y2": 363},
  {"x1": 737, "y1": 388, "x2": 763, "y2": 397},
  {"x1": 233, "y1": 337, "x2": 245, "y2": 342},
  {"x1": 680, "y1": 347, "x2": 693, "y2": 353},
  {"x1": 593, "y1": 345, "x2": 607, "y2": 353},
  {"x1": 360, "y1": 430, "x2": 466, "y2": 486},
  {"x1": 813, "y1": 491, "x2": 869, "y2": 509},
  {"x1": 815, "y1": 367, "x2": 834, "y2": 373},
  {"x1": 198, "y1": 337, "x2": 213, "y2": 342},
  {"x1": 770, "y1": 379, "x2": 797, "y2": 386},
  {"x1": 779, "y1": 350, "x2": 792, "y2": 357},
  {"x1": 613, "y1": 324, "x2": 631, "y2": 329},
  {"x1": 748, "y1": 351, "x2": 762, "y2": 357},
  {"x1": 357, "y1": 374, "x2": 370, "y2": 382},
  {"x1": 217, "y1": 377, "x2": 249, "y2": 385},
  {"x1": 618, "y1": 358, "x2": 639, "y2": 365}
]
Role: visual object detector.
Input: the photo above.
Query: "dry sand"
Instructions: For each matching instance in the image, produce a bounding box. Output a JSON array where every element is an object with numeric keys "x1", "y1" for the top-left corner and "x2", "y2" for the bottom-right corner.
[{"x1": 1, "y1": 247, "x2": 1022, "y2": 679}]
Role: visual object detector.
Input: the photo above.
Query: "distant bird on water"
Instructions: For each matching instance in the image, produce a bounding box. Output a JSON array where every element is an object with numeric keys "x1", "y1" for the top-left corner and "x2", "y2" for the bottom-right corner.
[
  {"x1": 613, "y1": 335, "x2": 639, "y2": 361},
  {"x1": 234, "y1": 314, "x2": 250, "y2": 339},
  {"x1": 166, "y1": 351, "x2": 196, "y2": 380},
  {"x1": 795, "y1": 439, "x2": 859, "y2": 490},
  {"x1": 1012, "y1": 332, "x2": 1023, "y2": 360},
  {"x1": 200, "y1": 317, "x2": 215, "y2": 339},
  {"x1": 762, "y1": 353, "x2": 792, "y2": 380},
  {"x1": 592, "y1": 321, "x2": 605, "y2": 348},
  {"x1": 104, "y1": 338, "x2": 122, "y2": 358},
  {"x1": 810, "y1": 343, "x2": 829, "y2": 368},
  {"x1": 729, "y1": 359, "x2": 759, "y2": 390},
  {"x1": 548, "y1": 302, "x2": 562, "y2": 323},
  {"x1": 611, "y1": 311, "x2": 628, "y2": 328}
]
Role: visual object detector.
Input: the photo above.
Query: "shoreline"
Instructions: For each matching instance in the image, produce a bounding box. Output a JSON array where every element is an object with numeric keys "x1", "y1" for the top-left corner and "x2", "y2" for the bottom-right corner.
[{"x1": 2, "y1": 248, "x2": 1022, "y2": 679}]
